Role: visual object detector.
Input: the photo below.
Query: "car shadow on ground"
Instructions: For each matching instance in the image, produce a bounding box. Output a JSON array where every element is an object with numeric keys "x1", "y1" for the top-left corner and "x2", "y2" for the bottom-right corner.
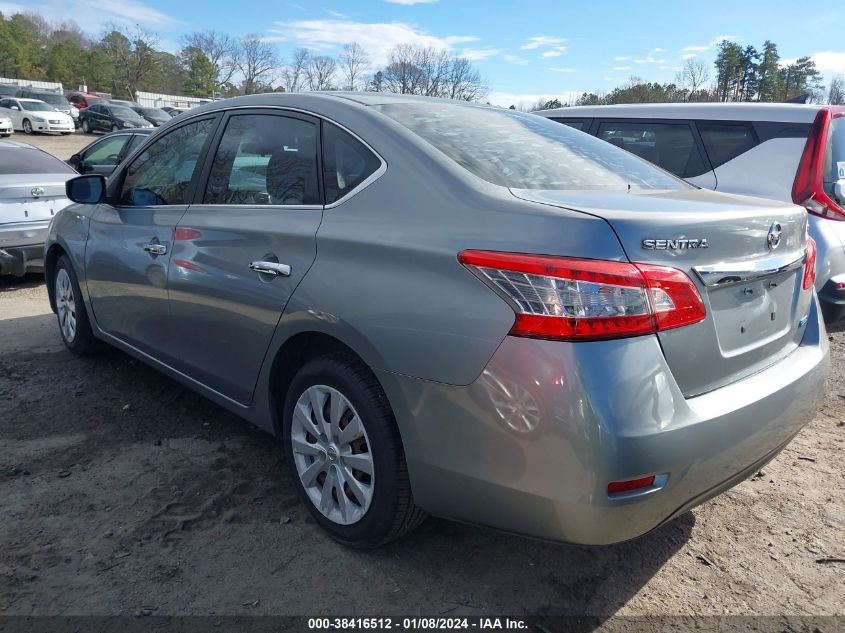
[
  {"x1": 1, "y1": 305, "x2": 693, "y2": 620},
  {"x1": 0, "y1": 272, "x2": 44, "y2": 293}
]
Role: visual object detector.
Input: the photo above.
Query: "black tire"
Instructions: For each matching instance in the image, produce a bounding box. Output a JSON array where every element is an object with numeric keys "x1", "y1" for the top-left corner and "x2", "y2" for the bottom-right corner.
[
  {"x1": 81, "y1": 119, "x2": 90, "y2": 134},
  {"x1": 54, "y1": 254, "x2": 97, "y2": 355},
  {"x1": 821, "y1": 300, "x2": 845, "y2": 324},
  {"x1": 282, "y1": 353, "x2": 426, "y2": 548},
  {"x1": 111, "y1": 124, "x2": 119, "y2": 133}
]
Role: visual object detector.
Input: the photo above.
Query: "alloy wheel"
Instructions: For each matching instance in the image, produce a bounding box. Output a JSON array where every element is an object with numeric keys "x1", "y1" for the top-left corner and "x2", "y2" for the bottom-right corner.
[
  {"x1": 290, "y1": 385, "x2": 374, "y2": 525},
  {"x1": 22, "y1": 119, "x2": 32, "y2": 134},
  {"x1": 55, "y1": 268, "x2": 77, "y2": 343}
]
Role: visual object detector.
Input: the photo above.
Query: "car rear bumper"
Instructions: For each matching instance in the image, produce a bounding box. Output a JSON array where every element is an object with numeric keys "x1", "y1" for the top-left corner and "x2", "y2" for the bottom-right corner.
[
  {"x1": 0, "y1": 221, "x2": 49, "y2": 275},
  {"x1": 382, "y1": 294, "x2": 828, "y2": 545}
]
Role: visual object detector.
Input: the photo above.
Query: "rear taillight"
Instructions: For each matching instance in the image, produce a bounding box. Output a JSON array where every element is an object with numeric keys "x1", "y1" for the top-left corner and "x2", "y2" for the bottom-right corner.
[
  {"x1": 803, "y1": 237, "x2": 817, "y2": 290},
  {"x1": 792, "y1": 108, "x2": 845, "y2": 221},
  {"x1": 458, "y1": 250, "x2": 706, "y2": 341}
]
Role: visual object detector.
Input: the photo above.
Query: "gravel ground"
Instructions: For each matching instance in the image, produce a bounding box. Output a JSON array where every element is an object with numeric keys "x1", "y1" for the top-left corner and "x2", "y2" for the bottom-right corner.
[
  {"x1": 6, "y1": 130, "x2": 97, "y2": 160},
  {"x1": 1, "y1": 134, "x2": 844, "y2": 620}
]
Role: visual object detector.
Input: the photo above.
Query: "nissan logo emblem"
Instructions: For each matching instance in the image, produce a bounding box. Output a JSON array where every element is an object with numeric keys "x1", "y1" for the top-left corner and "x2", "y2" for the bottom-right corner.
[{"x1": 767, "y1": 222, "x2": 782, "y2": 250}]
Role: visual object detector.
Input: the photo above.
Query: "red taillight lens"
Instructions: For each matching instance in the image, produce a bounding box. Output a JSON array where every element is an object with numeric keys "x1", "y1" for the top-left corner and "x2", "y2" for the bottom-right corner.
[
  {"x1": 792, "y1": 108, "x2": 845, "y2": 221},
  {"x1": 607, "y1": 476, "x2": 656, "y2": 495},
  {"x1": 803, "y1": 237, "x2": 817, "y2": 290},
  {"x1": 458, "y1": 250, "x2": 706, "y2": 341}
]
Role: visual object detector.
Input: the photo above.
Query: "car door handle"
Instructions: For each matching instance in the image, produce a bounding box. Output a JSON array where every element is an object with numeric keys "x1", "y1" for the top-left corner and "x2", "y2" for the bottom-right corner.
[
  {"x1": 143, "y1": 243, "x2": 167, "y2": 256},
  {"x1": 249, "y1": 261, "x2": 291, "y2": 276}
]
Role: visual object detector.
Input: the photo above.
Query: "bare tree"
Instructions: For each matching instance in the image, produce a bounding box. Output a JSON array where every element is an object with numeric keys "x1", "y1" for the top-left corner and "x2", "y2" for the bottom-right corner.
[
  {"x1": 181, "y1": 30, "x2": 239, "y2": 87},
  {"x1": 445, "y1": 57, "x2": 487, "y2": 101},
  {"x1": 280, "y1": 48, "x2": 309, "y2": 93},
  {"x1": 238, "y1": 34, "x2": 277, "y2": 94},
  {"x1": 829, "y1": 75, "x2": 845, "y2": 105},
  {"x1": 305, "y1": 55, "x2": 338, "y2": 91},
  {"x1": 339, "y1": 42, "x2": 369, "y2": 91},
  {"x1": 676, "y1": 58, "x2": 711, "y2": 101},
  {"x1": 380, "y1": 44, "x2": 486, "y2": 100}
]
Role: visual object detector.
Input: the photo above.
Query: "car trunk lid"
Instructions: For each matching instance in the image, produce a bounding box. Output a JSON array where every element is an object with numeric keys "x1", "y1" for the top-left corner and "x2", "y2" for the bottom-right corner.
[
  {"x1": 0, "y1": 176, "x2": 69, "y2": 225},
  {"x1": 511, "y1": 187, "x2": 813, "y2": 397}
]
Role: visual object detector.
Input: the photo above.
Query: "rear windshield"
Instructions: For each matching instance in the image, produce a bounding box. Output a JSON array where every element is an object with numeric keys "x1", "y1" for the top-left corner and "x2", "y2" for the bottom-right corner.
[
  {"x1": 30, "y1": 93, "x2": 66, "y2": 107},
  {"x1": 0, "y1": 147, "x2": 75, "y2": 174},
  {"x1": 826, "y1": 115, "x2": 845, "y2": 197},
  {"x1": 110, "y1": 106, "x2": 139, "y2": 118},
  {"x1": 375, "y1": 103, "x2": 685, "y2": 190}
]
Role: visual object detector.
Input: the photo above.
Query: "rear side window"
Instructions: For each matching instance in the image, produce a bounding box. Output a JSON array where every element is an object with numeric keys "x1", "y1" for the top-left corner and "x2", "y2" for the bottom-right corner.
[
  {"x1": 82, "y1": 135, "x2": 129, "y2": 166},
  {"x1": 323, "y1": 123, "x2": 381, "y2": 204},
  {"x1": 826, "y1": 115, "x2": 845, "y2": 200},
  {"x1": 376, "y1": 104, "x2": 683, "y2": 191},
  {"x1": 551, "y1": 118, "x2": 590, "y2": 132},
  {"x1": 204, "y1": 113, "x2": 319, "y2": 206},
  {"x1": 697, "y1": 122, "x2": 757, "y2": 169},
  {"x1": 596, "y1": 121, "x2": 708, "y2": 178}
]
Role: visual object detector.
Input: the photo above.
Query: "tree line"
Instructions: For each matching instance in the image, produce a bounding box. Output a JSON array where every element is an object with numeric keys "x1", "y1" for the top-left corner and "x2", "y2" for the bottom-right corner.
[
  {"x1": 561, "y1": 39, "x2": 843, "y2": 109},
  {"x1": 0, "y1": 11, "x2": 487, "y2": 101}
]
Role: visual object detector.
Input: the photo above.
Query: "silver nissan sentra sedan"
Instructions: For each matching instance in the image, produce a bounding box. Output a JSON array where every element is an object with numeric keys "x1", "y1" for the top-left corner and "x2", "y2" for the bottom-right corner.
[{"x1": 45, "y1": 92, "x2": 829, "y2": 548}]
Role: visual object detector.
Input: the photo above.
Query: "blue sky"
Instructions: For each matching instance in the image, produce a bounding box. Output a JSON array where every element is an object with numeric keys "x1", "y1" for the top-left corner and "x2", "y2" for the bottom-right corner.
[{"x1": 5, "y1": 0, "x2": 845, "y2": 106}]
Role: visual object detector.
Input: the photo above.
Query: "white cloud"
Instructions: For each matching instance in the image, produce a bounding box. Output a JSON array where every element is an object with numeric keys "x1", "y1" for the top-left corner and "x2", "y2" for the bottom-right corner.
[
  {"x1": 633, "y1": 56, "x2": 666, "y2": 64},
  {"x1": 267, "y1": 19, "x2": 478, "y2": 66},
  {"x1": 613, "y1": 56, "x2": 631, "y2": 61},
  {"x1": 710, "y1": 34, "x2": 737, "y2": 45},
  {"x1": 0, "y1": 0, "x2": 179, "y2": 29},
  {"x1": 682, "y1": 53, "x2": 697, "y2": 60},
  {"x1": 327, "y1": 10, "x2": 349, "y2": 19},
  {"x1": 459, "y1": 48, "x2": 499, "y2": 61},
  {"x1": 384, "y1": 0, "x2": 438, "y2": 4},
  {"x1": 549, "y1": 67, "x2": 575, "y2": 73},
  {"x1": 682, "y1": 45, "x2": 709, "y2": 52},
  {"x1": 503, "y1": 54, "x2": 530, "y2": 65},
  {"x1": 541, "y1": 50, "x2": 563, "y2": 58},
  {"x1": 612, "y1": 65, "x2": 632, "y2": 71},
  {"x1": 651, "y1": 47, "x2": 664, "y2": 53},
  {"x1": 520, "y1": 35, "x2": 567, "y2": 51},
  {"x1": 806, "y1": 51, "x2": 845, "y2": 73}
]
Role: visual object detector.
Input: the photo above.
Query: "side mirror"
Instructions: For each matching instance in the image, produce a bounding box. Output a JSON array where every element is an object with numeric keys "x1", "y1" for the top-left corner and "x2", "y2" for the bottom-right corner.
[
  {"x1": 68, "y1": 153, "x2": 80, "y2": 168},
  {"x1": 10, "y1": 105, "x2": 19, "y2": 111},
  {"x1": 66, "y1": 175, "x2": 105, "y2": 204}
]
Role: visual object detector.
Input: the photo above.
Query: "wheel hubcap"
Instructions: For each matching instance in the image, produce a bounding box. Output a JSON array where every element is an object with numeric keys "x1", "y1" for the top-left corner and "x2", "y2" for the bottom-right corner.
[
  {"x1": 55, "y1": 268, "x2": 77, "y2": 343},
  {"x1": 291, "y1": 385, "x2": 374, "y2": 525}
]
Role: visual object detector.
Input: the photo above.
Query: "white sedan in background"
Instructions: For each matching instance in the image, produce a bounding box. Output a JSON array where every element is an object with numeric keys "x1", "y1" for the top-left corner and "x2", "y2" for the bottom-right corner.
[
  {"x1": 0, "y1": 114, "x2": 11, "y2": 136},
  {"x1": 0, "y1": 98, "x2": 74, "y2": 135}
]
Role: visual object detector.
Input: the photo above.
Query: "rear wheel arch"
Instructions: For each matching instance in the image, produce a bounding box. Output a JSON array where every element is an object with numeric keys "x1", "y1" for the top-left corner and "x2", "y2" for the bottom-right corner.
[{"x1": 269, "y1": 332, "x2": 391, "y2": 435}]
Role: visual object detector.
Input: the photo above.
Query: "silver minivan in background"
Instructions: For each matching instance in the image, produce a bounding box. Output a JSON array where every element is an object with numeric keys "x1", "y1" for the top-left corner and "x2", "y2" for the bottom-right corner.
[
  {"x1": 46, "y1": 93, "x2": 828, "y2": 547},
  {"x1": 538, "y1": 103, "x2": 845, "y2": 322}
]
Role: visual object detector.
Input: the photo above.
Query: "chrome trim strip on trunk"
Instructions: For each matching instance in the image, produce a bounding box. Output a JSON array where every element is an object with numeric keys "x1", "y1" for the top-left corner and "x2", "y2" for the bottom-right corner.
[{"x1": 693, "y1": 251, "x2": 806, "y2": 288}]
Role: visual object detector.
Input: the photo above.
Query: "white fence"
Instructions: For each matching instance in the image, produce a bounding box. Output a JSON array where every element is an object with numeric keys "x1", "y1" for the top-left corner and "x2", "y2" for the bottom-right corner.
[
  {"x1": 136, "y1": 91, "x2": 205, "y2": 109},
  {"x1": 0, "y1": 77, "x2": 63, "y2": 92}
]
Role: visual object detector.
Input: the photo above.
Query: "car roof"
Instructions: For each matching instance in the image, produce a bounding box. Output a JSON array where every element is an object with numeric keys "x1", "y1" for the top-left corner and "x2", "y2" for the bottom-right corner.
[
  {"x1": 537, "y1": 102, "x2": 825, "y2": 124},
  {"x1": 16, "y1": 98, "x2": 49, "y2": 103},
  {"x1": 0, "y1": 139, "x2": 41, "y2": 150}
]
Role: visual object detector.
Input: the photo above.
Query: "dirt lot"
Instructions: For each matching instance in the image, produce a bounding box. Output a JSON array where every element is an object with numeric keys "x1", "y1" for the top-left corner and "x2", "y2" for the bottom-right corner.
[
  {"x1": 0, "y1": 135, "x2": 844, "y2": 620},
  {"x1": 7, "y1": 130, "x2": 95, "y2": 160}
]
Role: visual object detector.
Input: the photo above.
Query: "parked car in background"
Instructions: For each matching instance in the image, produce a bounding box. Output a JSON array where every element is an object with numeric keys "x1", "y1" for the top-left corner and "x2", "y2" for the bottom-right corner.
[
  {"x1": 538, "y1": 103, "x2": 845, "y2": 322},
  {"x1": 79, "y1": 103, "x2": 153, "y2": 134},
  {"x1": 0, "y1": 140, "x2": 76, "y2": 276},
  {"x1": 67, "y1": 92, "x2": 103, "y2": 111},
  {"x1": 66, "y1": 128, "x2": 153, "y2": 175},
  {"x1": 47, "y1": 93, "x2": 827, "y2": 548},
  {"x1": 161, "y1": 106, "x2": 188, "y2": 117},
  {"x1": 0, "y1": 83, "x2": 18, "y2": 97},
  {"x1": 0, "y1": 114, "x2": 12, "y2": 137},
  {"x1": 0, "y1": 98, "x2": 74, "y2": 135},
  {"x1": 16, "y1": 89, "x2": 79, "y2": 127},
  {"x1": 129, "y1": 106, "x2": 171, "y2": 127}
]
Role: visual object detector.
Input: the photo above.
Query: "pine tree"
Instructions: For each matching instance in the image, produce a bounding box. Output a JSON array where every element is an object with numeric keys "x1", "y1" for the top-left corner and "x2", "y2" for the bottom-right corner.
[{"x1": 756, "y1": 41, "x2": 782, "y2": 102}]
